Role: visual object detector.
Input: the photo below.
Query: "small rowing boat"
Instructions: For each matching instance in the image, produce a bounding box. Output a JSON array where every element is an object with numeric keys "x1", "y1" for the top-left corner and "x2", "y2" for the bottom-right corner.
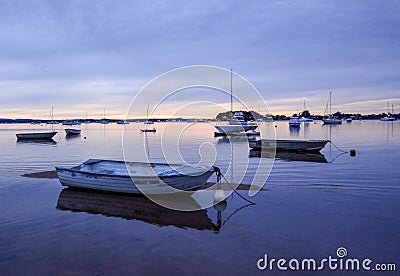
[
  {"x1": 16, "y1": 131, "x2": 57, "y2": 140},
  {"x1": 56, "y1": 159, "x2": 216, "y2": 194},
  {"x1": 249, "y1": 139, "x2": 329, "y2": 152},
  {"x1": 65, "y1": 128, "x2": 81, "y2": 135}
]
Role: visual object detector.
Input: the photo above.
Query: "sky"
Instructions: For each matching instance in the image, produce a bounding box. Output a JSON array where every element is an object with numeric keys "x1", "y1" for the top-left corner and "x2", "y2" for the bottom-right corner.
[{"x1": 0, "y1": 0, "x2": 399, "y2": 119}]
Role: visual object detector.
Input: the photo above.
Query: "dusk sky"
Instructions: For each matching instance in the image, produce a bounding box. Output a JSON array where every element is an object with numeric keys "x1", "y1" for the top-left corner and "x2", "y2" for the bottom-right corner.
[{"x1": 0, "y1": 0, "x2": 399, "y2": 119}]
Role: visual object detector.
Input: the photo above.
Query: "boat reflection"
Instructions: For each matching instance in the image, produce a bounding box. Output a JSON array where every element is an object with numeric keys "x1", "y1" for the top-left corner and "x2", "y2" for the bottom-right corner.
[
  {"x1": 16, "y1": 139, "x2": 57, "y2": 145},
  {"x1": 249, "y1": 149, "x2": 327, "y2": 163},
  {"x1": 217, "y1": 136, "x2": 254, "y2": 144},
  {"x1": 56, "y1": 188, "x2": 222, "y2": 232}
]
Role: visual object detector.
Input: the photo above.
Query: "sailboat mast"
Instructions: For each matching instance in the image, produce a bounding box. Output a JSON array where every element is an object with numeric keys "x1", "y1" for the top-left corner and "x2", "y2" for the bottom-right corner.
[
  {"x1": 330, "y1": 91, "x2": 332, "y2": 118},
  {"x1": 230, "y1": 68, "x2": 233, "y2": 113}
]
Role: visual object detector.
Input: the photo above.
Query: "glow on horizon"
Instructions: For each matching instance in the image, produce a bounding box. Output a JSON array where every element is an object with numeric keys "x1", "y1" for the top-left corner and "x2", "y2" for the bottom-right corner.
[{"x1": 2, "y1": 96, "x2": 399, "y2": 120}]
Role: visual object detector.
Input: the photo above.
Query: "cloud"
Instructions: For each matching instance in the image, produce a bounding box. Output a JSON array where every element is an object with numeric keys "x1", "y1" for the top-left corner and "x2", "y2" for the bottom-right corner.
[{"x1": 0, "y1": 0, "x2": 399, "y2": 118}]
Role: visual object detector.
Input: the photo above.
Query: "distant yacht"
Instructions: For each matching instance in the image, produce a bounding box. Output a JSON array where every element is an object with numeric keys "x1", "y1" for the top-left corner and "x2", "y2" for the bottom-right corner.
[
  {"x1": 299, "y1": 98, "x2": 313, "y2": 122},
  {"x1": 380, "y1": 102, "x2": 397, "y2": 121},
  {"x1": 214, "y1": 69, "x2": 258, "y2": 134},
  {"x1": 215, "y1": 111, "x2": 258, "y2": 133},
  {"x1": 322, "y1": 91, "x2": 342, "y2": 125}
]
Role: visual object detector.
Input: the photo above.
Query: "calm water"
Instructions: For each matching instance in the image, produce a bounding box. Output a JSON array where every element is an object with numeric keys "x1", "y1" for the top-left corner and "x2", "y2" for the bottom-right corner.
[{"x1": 0, "y1": 121, "x2": 399, "y2": 275}]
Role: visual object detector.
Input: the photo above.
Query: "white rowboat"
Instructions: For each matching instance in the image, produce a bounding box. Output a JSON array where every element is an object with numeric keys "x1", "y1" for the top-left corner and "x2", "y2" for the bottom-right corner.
[{"x1": 56, "y1": 159, "x2": 216, "y2": 194}]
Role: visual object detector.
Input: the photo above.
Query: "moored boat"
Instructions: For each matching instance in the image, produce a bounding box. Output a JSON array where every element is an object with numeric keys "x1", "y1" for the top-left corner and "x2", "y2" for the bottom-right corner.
[
  {"x1": 323, "y1": 91, "x2": 342, "y2": 125},
  {"x1": 249, "y1": 139, "x2": 329, "y2": 152},
  {"x1": 215, "y1": 112, "x2": 258, "y2": 134},
  {"x1": 16, "y1": 131, "x2": 57, "y2": 140},
  {"x1": 65, "y1": 128, "x2": 81, "y2": 135},
  {"x1": 56, "y1": 159, "x2": 216, "y2": 194},
  {"x1": 140, "y1": 128, "x2": 156, "y2": 132}
]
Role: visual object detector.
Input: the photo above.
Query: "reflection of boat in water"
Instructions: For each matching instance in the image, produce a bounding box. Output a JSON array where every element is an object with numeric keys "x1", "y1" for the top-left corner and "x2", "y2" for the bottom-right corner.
[
  {"x1": 249, "y1": 149, "x2": 327, "y2": 163},
  {"x1": 17, "y1": 138, "x2": 57, "y2": 145},
  {"x1": 56, "y1": 188, "x2": 218, "y2": 231},
  {"x1": 214, "y1": 130, "x2": 260, "y2": 137},
  {"x1": 249, "y1": 139, "x2": 329, "y2": 152},
  {"x1": 56, "y1": 159, "x2": 216, "y2": 194}
]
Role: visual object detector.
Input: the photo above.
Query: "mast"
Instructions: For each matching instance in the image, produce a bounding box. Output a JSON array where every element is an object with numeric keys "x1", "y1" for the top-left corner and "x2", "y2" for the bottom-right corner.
[{"x1": 230, "y1": 68, "x2": 233, "y2": 113}]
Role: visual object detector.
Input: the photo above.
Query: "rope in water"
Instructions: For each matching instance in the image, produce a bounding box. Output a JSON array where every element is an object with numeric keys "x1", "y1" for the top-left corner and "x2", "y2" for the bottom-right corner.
[
  {"x1": 328, "y1": 140, "x2": 349, "y2": 153},
  {"x1": 214, "y1": 166, "x2": 256, "y2": 205}
]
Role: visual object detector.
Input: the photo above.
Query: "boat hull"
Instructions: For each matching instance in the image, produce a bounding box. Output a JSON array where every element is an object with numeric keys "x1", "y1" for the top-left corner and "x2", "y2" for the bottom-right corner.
[
  {"x1": 322, "y1": 119, "x2": 342, "y2": 124},
  {"x1": 65, "y1": 129, "x2": 81, "y2": 135},
  {"x1": 16, "y1": 131, "x2": 57, "y2": 140},
  {"x1": 249, "y1": 139, "x2": 329, "y2": 152},
  {"x1": 56, "y1": 160, "x2": 215, "y2": 194}
]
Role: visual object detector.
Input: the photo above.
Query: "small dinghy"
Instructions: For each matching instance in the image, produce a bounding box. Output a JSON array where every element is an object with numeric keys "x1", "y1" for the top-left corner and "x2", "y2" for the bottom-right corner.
[
  {"x1": 65, "y1": 128, "x2": 81, "y2": 136},
  {"x1": 140, "y1": 128, "x2": 156, "y2": 133},
  {"x1": 56, "y1": 159, "x2": 216, "y2": 194},
  {"x1": 249, "y1": 139, "x2": 329, "y2": 152},
  {"x1": 16, "y1": 131, "x2": 57, "y2": 140}
]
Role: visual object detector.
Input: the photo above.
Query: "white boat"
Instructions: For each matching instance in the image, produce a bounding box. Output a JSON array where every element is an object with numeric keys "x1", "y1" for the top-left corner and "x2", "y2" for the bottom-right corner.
[
  {"x1": 117, "y1": 120, "x2": 129, "y2": 125},
  {"x1": 380, "y1": 117, "x2": 396, "y2": 121},
  {"x1": 346, "y1": 118, "x2": 353, "y2": 122},
  {"x1": 299, "y1": 117, "x2": 313, "y2": 122},
  {"x1": 16, "y1": 131, "x2": 57, "y2": 140},
  {"x1": 298, "y1": 98, "x2": 313, "y2": 122},
  {"x1": 56, "y1": 159, "x2": 216, "y2": 194},
  {"x1": 322, "y1": 91, "x2": 342, "y2": 125},
  {"x1": 215, "y1": 112, "x2": 258, "y2": 133},
  {"x1": 214, "y1": 70, "x2": 258, "y2": 134},
  {"x1": 289, "y1": 117, "x2": 301, "y2": 127},
  {"x1": 65, "y1": 128, "x2": 81, "y2": 135},
  {"x1": 380, "y1": 102, "x2": 397, "y2": 121}
]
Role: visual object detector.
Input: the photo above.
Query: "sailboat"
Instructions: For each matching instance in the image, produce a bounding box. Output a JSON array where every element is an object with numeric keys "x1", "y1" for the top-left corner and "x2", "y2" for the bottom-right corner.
[
  {"x1": 141, "y1": 104, "x2": 156, "y2": 132},
  {"x1": 214, "y1": 69, "x2": 258, "y2": 134},
  {"x1": 100, "y1": 109, "x2": 109, "y2": 124},
  {"x1": 16, "y1": 107, "x2": 58, "y2": 140},
  {"x1": 380, "y1": 102, "x2": 397, "y2": 121},
  {"x1": 322, "y1": 92, "x2": 342, "y2": 125},
  {"x1": 298, "y1": 98, "x2": 314, "y2": 122}
]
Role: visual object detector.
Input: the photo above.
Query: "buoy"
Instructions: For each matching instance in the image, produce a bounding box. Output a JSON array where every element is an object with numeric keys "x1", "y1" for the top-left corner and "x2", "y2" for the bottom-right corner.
[
  {"x1": 350, "y1": 149, "x2": 356, "y2": 157},
  {"x1": 84, "y1": 136, "x2": 87, "y2": 139},
  {"x1": 213, "y1": 189, "x2": 225, "y2": 202}
]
